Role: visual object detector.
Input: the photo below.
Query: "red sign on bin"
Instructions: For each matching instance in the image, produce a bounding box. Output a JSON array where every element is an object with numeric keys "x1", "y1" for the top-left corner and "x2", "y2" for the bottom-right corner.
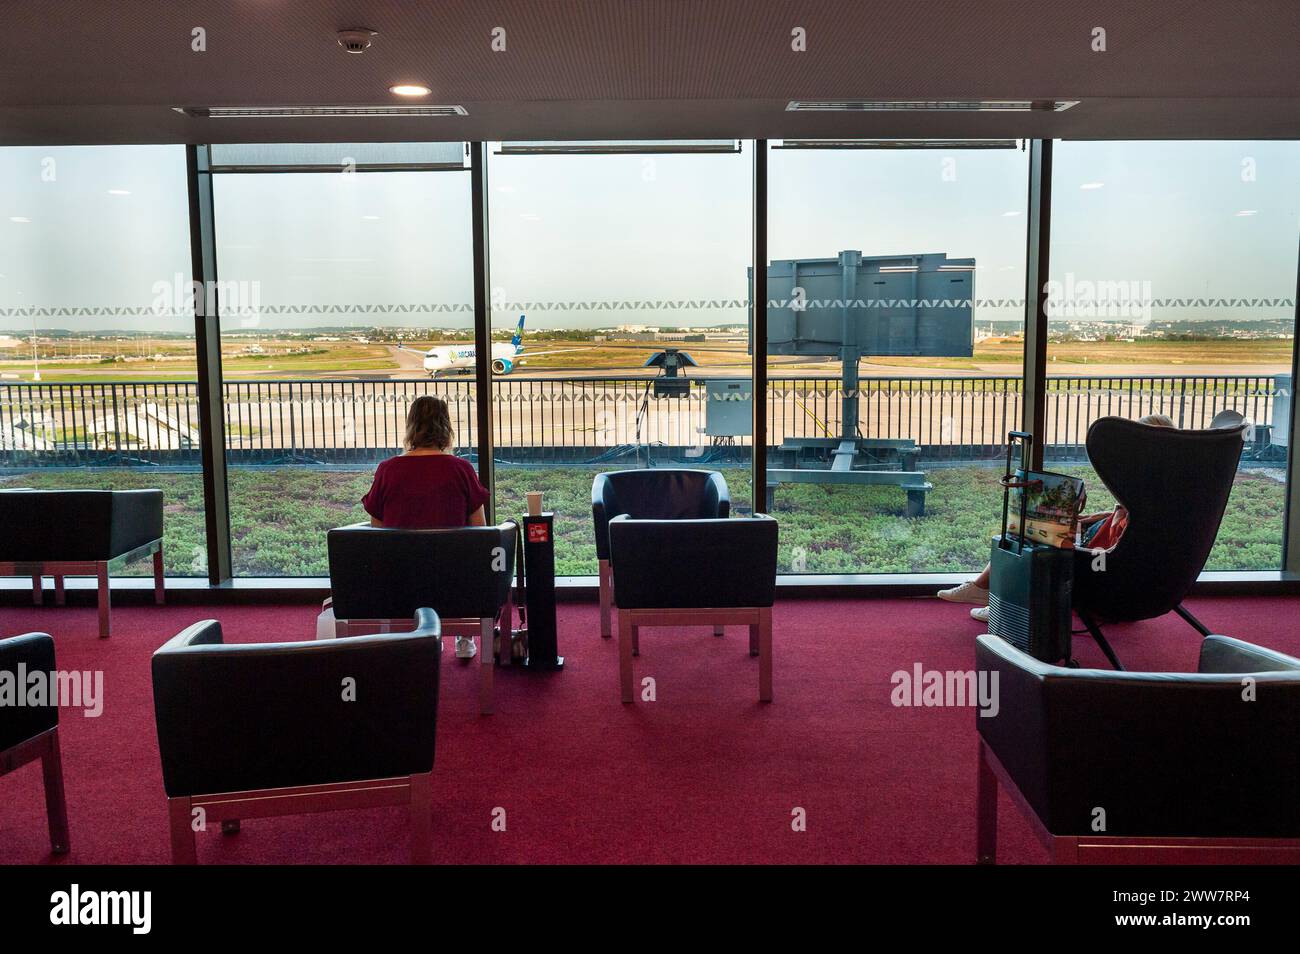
[{"x1": 528, "y1": 523, "x2": 550, "y2": 544}]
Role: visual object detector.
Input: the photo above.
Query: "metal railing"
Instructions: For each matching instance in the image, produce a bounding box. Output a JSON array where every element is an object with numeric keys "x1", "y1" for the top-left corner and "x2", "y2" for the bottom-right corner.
[{"x1": 0, "y1": 373, "x2": 1282, "y2": 468}]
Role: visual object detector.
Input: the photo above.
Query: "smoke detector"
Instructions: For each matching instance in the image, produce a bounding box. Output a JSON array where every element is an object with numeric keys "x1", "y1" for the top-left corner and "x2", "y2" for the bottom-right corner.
[{"x1": 337, "y1": 29, "x2": 377, "y2": 53}]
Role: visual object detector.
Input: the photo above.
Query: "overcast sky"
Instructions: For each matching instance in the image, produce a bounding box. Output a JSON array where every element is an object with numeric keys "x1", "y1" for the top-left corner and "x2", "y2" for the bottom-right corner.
[{"x1": 1, "y1": 140, "x2": 1296, "y2": 335}]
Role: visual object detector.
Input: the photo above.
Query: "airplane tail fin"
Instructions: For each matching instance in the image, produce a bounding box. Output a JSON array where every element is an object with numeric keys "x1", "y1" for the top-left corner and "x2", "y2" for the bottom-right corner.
[{"x1": 511, "y1": 314, "x2": 525, "y2": 352}]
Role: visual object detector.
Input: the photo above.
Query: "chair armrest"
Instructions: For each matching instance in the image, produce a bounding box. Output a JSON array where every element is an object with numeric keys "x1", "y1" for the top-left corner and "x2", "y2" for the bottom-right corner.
[
  {"x1": 591, "y1": 473, "x2": 614, "y2": 561},
  {"x1": 706, "y1": 471, "x2": 730, "y2": 518},
  {"x1": 152, "y1": 609, "x2": 442, "y2": 797},
  {"x1": 974, "y1": 636, "x2": 1052, "y2": 825},
  {"x1": 0, "y1": 633, "x2": 58, "y2": 749},
  {"x1": 1199, "y1": 635, "x2": 1300, "y2": 674},
  {"x1": 155, "y1": 619, "x2": 225, "y2": 652},
  {"x1": 976, "y1": 634, "x2": 1300, "y2": 837},
  {"x1": 109, "y1": 489, "x2": 164, "y2": 558}
]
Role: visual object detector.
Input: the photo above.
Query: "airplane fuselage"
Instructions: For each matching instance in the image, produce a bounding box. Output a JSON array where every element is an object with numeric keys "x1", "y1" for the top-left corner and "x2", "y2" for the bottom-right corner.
[{"x1": 423, "y1": 342, "x2": 519, "y2": 376}]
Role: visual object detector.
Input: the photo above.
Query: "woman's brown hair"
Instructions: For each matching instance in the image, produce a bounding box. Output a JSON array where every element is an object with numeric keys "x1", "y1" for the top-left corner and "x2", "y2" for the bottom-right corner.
[{"x1": 404, "y1": 395, "x2": 454, "y2": 451}]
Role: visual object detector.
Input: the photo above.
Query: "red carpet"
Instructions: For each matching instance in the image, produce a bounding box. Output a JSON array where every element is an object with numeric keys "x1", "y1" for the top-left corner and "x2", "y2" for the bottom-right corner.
[{"x1": 2, "y1": 595, "x2": 1297, "y2": 865}]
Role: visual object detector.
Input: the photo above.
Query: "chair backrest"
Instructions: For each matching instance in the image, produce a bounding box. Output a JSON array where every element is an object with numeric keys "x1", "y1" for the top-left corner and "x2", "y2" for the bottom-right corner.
[
  {"x1": 1073, "y1": 416, "x2": 1244, "y2": 622},
  {"x1": 0, "y1": 489, "x2": 162, "y2": 561},
  {"x1": 327, "y1": 523, "x2": 516, "y2": 620},
  {"x1": 592, "y1": 469, "x2": 729, "y2": 560},
  {"x1": 608, "y1": 514, "x2": 777, "y2": 609}
]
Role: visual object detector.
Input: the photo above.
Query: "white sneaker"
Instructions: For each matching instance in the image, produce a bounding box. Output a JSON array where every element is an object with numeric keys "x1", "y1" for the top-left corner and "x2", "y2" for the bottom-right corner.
[
  {"x1": 455, "y1": 635, "x2": 478, "y2": 661},
  {"x1": 970, "y1": 606, "x2": 990, "y2": 623},
  {"x1": 937, "y1": 581, "x2": 990, "y2": 606}
]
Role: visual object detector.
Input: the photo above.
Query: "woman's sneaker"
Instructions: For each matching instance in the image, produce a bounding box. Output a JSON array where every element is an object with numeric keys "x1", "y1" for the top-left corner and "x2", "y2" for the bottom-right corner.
[
  {"x1": 455, "y1": 635, "x2": 478, "y2": 661},
  {"x1": 937, "y1": 581, "x2": 990, "y2": 606},
  {"x1": 970, "y1": 606, "x2": 990, "y2": 623}
]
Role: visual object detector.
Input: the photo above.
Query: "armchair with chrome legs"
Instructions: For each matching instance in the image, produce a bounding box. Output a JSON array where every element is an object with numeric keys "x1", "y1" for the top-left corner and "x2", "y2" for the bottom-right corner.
[
  {"x1": 326, "y1": 523, "x2": 517, "y2": 715},
  {"x1": 592, "y1": 469, "x2": 730, "y2": 640},
  {"x1": 0, "y1": 633, "x2": 70, "y2": 857},
  {"x1": 608, "y1": 513, "x2": 777, "y2": 704},
  {"x1": 975, "y1": 633, "x2": 1300, "y2": 864},
  {"x1": 0, "y1": 489, "x2": 165, "y2": 639},
  {"x1": 152, "y1": 608, "x2": 441, "y2": 864}
]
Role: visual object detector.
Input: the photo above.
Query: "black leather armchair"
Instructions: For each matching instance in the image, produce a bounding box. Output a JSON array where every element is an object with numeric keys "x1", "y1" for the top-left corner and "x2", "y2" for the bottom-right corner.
[
  {"x1": 152, "y1": 608, "x2": 441, "y2": 864},
  {"x1": 976, "y1": 633, "x2": 1300, "y2": 864},
  {"x1": 1, "y1": 633, "x2": 70, "y2": 856},
  {"x1": 326, "y1": 522, "x2": 517, "y2": 715},
  {"x1": 1072, "y1": 417, "x2": 1245, "y2": 669},
  {"x1": 608, "y1": 514, "x2": 777, "y2": 703},
  {"x1": 592, "y1": 469, "x2": 730, "y2": 639},
  {"x1": 0, "y1": 488, "x2": 165, "y2": 638}
]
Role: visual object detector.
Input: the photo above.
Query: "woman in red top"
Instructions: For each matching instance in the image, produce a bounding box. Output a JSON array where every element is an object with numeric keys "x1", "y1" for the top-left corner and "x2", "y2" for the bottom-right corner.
[
  {"x1": 362, "y1": 395, "x2": 491, "y2": 658},
  {"x1": 938, "y1": 413, "x2": 1175, "y2": 624}
]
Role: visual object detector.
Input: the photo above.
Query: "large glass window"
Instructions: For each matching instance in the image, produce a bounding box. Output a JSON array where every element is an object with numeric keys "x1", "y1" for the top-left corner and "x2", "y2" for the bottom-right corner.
[
  {"x1": 487, "y1": 141, "x2": 754, "y2": 576},
  {"x1": 0, "y1": 145, "x2": 207, "y2": 575},
  {"x1": 209, "y1": 143, "x2": 474, "y2": 576},
  {"x1": 1047, "y1": 141, "x2": 1300, "y2": 570},
  {"x1": 765, "y1": 141, "x2": 1030, "y2": 574},
  {"x1": 9, "y1": 139, "x2": 1295, "y2": 585}
]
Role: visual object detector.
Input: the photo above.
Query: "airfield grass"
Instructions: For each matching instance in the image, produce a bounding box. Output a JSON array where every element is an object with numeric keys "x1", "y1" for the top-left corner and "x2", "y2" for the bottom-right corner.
[
  {"x1": 3, "y1": 336, "x2": 1291, "y2": 383},
  {"x1": 3, "y1": 462, "x2": 1282, "y2": 578}
]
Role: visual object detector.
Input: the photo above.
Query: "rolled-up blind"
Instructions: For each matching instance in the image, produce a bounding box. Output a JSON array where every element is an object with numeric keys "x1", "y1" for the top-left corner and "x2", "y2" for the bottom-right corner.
[
  {"x1": 208, "y1": 142, "x2": 468, "y2": 172},
  {"x1": 496, "y1": 140, "x2": 738, "y2": 155}
]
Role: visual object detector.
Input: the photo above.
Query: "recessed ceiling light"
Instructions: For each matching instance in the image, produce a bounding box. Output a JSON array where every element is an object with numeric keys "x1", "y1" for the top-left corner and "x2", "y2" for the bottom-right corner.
[
  {"x1": 389, "y1": 84, "x2": 431, "y2": 97},
  {"x1": 1235, "y1": 209, "x2": 1258, "y2": 216},
  {"x1": 1001, "y1": 210, "x2": 1021, "y2": 217},
  {"x1": 9, "y1": 216, "x2": 30, "y2": 223},
  {"x1": 107, "y1": 189, "x2": 131, "y2": 196},
  {"x1": 1080, "y1": 182, "x2": 1105, "y2": 190},
  {"x1": 362, "y1": 215, "x2": 381, "y2": 220}
]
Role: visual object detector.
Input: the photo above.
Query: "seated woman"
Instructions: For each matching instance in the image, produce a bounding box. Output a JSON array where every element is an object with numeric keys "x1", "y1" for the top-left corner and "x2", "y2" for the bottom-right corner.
[
  {"x1": 362, "y1": 395, "x2": 490, "y2": 659},
  {"x1": 938, "y1": 413, "x2": 1175, "y2": 623}
]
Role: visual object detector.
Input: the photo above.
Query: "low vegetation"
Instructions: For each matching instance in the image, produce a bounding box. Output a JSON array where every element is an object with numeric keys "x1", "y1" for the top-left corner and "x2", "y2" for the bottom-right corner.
[{"x1": 3, "y1": 463, "x2": 1283, "y2": 577}]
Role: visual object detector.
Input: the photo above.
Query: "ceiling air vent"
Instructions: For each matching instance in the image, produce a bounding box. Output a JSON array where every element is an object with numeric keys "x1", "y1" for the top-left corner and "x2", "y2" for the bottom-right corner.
[
  {"x1": 785, "y1": 99, "x2": 1078, "y2": 112},
  {"x1": 174, "y1": 105, "x2": 468, "y2": 119}
]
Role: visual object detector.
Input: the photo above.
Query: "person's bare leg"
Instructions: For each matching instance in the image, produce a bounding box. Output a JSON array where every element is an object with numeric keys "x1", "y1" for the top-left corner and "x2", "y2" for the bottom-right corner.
[{"x1": 973, "y1": 564, "x2": 991, "y2": 589}]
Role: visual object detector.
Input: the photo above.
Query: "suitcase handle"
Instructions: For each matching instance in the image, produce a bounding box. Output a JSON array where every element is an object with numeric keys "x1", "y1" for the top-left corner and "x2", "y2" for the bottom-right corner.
[
  {"x1": 1001, "y1": 433, "x2": 1035, "y2": 554},
  {"x1": 999, "y1": 476, "x2": 1042, "y2": 490}
]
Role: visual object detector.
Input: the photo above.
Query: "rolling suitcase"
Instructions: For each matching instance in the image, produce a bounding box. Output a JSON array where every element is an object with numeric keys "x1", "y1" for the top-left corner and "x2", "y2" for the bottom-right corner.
[{"x1": 987, "y1": 432, "x2": 1074, "y2": 664}]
